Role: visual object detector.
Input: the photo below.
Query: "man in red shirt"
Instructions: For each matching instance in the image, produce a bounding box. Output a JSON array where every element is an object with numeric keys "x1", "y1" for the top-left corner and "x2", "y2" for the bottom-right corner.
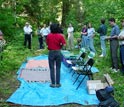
[{"x1": 46, "y1": 23, "x2": 66, "y2": 88}]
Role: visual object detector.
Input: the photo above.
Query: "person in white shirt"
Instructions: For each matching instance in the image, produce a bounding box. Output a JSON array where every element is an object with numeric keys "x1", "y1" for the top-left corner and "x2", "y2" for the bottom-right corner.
[
  {"x1": 40, "y1": 24, "x2": 50, "y2": 48},
  {"x1": 67, "y1": 23, "x2": 74, "y2": 50},
  {"x1": 23, "y1": 22, "x2": 33, "y2": 49},
  {"x1": 40, "y1": 24, "x2": 50, "y2": 39},
  {"x1": 118, "y1": 19, "x2": 124, "y2": 74},
  {"x1": 87, "y1": 22, "x2": 96, "y2": 53}
]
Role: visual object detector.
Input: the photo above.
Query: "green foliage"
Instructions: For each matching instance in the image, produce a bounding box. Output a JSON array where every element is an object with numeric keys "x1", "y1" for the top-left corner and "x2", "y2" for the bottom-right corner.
[
  {"x1": 1, "y1": 0, "x2": 124, "y2": 106},
  {"x1": 0, "y1": 8, "x2": 15, "y2": 40}
]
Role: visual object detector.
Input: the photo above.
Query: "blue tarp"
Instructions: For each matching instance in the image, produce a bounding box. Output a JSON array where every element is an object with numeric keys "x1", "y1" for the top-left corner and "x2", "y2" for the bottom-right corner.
[{"x1": 7, "y1": 55, "x2": 99, "y2": 106}]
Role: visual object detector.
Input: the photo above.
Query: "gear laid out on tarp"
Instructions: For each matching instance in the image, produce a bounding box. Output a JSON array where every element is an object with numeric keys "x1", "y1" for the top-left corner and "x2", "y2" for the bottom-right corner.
[{"x1": 7, "y1": 55, "x2": 99, "y2": 106}]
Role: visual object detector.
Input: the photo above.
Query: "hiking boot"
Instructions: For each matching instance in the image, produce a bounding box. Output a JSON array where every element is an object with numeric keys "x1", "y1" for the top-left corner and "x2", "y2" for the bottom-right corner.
[
  {"x1": 56, "y1": 84, "x2": 61, "y2": 88},
  {"x1": 50, "y1": 84, "x2": 56, "y2": 88}
]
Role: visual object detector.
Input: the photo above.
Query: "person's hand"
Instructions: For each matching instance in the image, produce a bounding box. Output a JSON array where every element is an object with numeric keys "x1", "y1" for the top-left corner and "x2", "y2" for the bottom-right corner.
[{"x1": 105, "y1": 36, "x2": 111, "y2": 40}]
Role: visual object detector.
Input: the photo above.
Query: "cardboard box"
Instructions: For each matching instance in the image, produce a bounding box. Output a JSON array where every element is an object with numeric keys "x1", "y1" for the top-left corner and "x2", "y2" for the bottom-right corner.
[{"x1": 87, "y1": 80, "x2": 105, "y2": 94}]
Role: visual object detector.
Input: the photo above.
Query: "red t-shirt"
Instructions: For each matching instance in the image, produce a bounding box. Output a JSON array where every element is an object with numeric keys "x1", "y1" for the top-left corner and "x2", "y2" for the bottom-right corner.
[{"x1": 46, "y1": 33, "x2": 66, "y2": 50}]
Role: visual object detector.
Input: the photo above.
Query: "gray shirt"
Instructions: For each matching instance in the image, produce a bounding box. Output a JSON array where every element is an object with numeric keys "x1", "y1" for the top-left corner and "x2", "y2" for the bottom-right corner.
[{"x1": 110, "y1": 24, "x2": 120, "y2": 37}]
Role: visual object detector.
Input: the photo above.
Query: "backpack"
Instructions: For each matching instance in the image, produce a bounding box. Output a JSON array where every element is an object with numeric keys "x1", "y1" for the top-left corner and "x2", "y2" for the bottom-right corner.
[
  {"x1": 96, "y1": 87, "x2": 119, "y2": 107},
  {"x1": 98, "y1": 97, "x2": 119, "y2": 107},
  {"x1": 96, "y1": 89, "x2": 111, "y2": 101}
]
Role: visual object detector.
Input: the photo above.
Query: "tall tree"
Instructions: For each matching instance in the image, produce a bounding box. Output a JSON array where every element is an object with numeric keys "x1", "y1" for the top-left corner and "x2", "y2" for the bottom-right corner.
[{"x1": 61, "y1": 0, "x2": 70, "y2": 26}]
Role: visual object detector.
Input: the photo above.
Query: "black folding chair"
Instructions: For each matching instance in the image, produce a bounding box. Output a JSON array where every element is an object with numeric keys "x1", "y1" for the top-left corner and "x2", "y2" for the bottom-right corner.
[
  {"x1": 71, "y1": 52, "x2": 86, "y2": 66},
  {"x1": 66, "y1": 48, "x2": 86, "y2": 65},
  {"x1": 72, "y1": 58, "x2": 95, "y2": 90}
]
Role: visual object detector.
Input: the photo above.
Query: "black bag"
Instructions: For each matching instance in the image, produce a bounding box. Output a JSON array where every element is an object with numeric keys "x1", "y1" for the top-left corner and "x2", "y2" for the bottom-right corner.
[
  {"x1": 96, "y1": 89, "x2": 112, "y2": 101},
  {"x1": 96, "y1": 88, "x2": 119, "y2": 107},
  {"x1": 98, "y1": 97, "x2": 120, "y2": 107}
]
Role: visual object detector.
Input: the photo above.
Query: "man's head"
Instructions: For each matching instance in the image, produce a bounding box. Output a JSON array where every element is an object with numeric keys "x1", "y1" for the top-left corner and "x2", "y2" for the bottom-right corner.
[
  {"x1": 101, "y1": 18, "x2": 105, "y2": 24},
  {"x1": 109, "y1": 18, "x2": 115, "y2": 26},
  {"x1": 25, "y1": 22, "x2": 29, "y2": 26}
]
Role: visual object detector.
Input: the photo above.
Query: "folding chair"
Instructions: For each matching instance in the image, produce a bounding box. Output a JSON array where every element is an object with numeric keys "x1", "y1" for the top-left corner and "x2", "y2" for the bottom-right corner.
[
  {"x1": 72, "y1": 58, "x2": 95, "y2": 90},
  {"x1": 71, "y1": 51, "x2": 95, "y2": 76},
  {"x1": 66, "y1": 48, "x2": 86, "y2": 66}
]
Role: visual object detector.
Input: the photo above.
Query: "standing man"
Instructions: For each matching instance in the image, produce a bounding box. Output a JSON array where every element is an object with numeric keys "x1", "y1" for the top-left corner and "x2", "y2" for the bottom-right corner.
[
  {"x1": 40, "y1": 24, "x2": 50, "y2": 43},
  {"x1": 46, "y1": 23, "x2": 66, "y2": 88},
  {"x1": 67, "y1": 23, "x2": 74, "y2": 51},
  {"x1": 118, "y1": 19, "x2": 124, "y2": 74},
  {"x1": 23, "y1": 22, "x2": 33, "y2": 49},
  {"x1": 97, "y1": 18, "x2": 107, "y2": 57},
  {"x1": 107, "y1": 18, "x2": 120, "y2": 72}
]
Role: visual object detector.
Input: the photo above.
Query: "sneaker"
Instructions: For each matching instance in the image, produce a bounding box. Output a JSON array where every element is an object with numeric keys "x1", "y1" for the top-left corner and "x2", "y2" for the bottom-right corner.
[
  {"x1": 99, "y1": 54, "x2": 104, "y2": 57},
  {"x1": 110, "y1": 67, "x2": 114, "y2": 70},
  {"x1": 50, "y1": 84, "x2": 56, "y2": 88},
  {"x1": 56, "y1": 84, "x2": 61, "y2": 88},
  {"x1": 113, "y1": 69, "x2": 119, "y2": 72}
]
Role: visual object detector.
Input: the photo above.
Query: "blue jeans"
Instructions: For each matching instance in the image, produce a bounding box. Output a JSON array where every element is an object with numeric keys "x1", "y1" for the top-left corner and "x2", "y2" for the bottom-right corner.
[
  {"x1": 87, "y1": 36, "x2": 96, "y2": 53},
  {"x1": 100, "y1": 36, "x2": 106, "y2": 56},
  {"x1": 48, "y1": 50, "x2": 62, "y2": 84},
  {"x1": 120, "y1": 45, "x2": 124, "y2": 73},
  {"x1": 81, "y1": 35, "x2": 88, "y2": 49}
]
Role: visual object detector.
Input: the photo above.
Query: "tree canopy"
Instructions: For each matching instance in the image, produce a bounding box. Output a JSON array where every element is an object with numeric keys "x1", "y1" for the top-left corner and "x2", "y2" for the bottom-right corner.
[{"x1": 1, "y1": 0, "x2": 124, "y2": 39}]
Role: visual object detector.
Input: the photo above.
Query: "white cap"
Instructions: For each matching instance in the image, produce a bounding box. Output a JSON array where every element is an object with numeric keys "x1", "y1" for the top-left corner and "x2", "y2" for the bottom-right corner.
[{"x1": 25, "y1": 22, "x2": 29, "y2": 25}]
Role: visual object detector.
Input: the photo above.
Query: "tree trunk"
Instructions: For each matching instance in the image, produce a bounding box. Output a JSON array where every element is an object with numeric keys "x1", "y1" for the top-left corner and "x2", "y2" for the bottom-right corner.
[{"x1": 61, "y1": 0, "x2": 70, "y2": 26}]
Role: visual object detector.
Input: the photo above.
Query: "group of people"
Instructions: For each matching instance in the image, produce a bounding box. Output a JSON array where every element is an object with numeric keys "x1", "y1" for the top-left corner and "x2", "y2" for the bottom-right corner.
[
  {"x1": 80, "y1": 18, "x2": 124, "y2": 74},
  {"x1": 80, "y1": 20, "x2": 107, "y2": 56},
  {"x1": 23, "y1": 18, "x2": 124, "y2": 88}
]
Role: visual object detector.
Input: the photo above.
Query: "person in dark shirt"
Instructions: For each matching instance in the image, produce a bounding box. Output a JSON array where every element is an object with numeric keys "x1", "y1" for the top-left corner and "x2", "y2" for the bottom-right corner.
[
  {"x1": 46, "y1": 23, "x2": 66, "y2": 88},
  {"x1": 97, "y1": 18, "x2": 107, "y2": 57},
  {"x1": 107, "y1": 18, "x2": 120, "y2": 72},
  {"x1": 118, "y1": 19, "x2": 124, "y2": 75}
]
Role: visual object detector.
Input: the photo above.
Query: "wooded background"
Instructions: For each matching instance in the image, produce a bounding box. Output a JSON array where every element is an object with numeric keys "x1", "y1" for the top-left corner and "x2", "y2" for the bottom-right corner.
[
  {"x1": 1, "y1": 0, "x2": 124, "y2": 40},
  {"x1": 1, "y1": 1, "x2": 124, "y2": 106}
]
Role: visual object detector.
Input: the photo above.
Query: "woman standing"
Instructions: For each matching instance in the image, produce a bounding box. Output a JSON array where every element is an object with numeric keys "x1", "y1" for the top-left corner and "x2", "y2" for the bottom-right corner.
[
  {"x1": 46, "y1": 23, "x2": 66, "y2": 88},
  {"x1": 87, "y1": 22, "x2": 96, "y2": 53}
]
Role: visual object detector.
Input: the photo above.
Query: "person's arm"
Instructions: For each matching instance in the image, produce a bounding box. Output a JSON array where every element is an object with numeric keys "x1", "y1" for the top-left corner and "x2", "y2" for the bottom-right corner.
[
  {"x1": 106, "y1": 26, "x2": 120, "y2": 40},
  {"x1": 105, "y1": 36, "x2": 118, "y2": 40},
  {"x1": 60, "y1": 34, "x2": 66, "y2": 47},
  {"x1": 92, "y1": 28, "x2": 95, "y2": 38},
  {"x1": 118, "y1": 36, "x2": 124, "y2": 40},
  {"x1": 118, "y1": 33, "x2": 124, "y2": 40}
]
